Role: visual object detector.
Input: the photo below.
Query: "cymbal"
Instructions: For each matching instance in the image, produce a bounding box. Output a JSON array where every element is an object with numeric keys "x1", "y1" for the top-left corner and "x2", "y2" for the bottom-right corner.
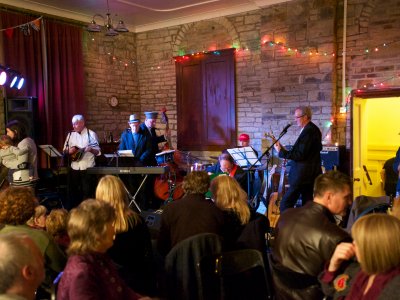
[{"x1": 209, "y1": 156, "x2": 219, "y2": 160}]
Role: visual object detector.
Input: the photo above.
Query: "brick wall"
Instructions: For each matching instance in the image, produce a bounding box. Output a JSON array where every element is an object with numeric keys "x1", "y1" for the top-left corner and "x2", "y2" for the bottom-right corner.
[{"x1": 82, "y1": 0, "x2": 400, "y2": 155}]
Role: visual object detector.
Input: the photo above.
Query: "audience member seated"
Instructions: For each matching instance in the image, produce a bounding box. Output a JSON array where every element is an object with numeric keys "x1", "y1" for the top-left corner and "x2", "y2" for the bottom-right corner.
[
  {"x1": 45, "y1": 208, "x2": 70, "y2": 252},
  {"x1": 157, "y1": 171, "x2": 225, "y2": 256},
  {"x1": 271, "y1": 171, "x2": 352, "y2": 300},
  {"x1": 0, "y1": 187, "x2": 66, "y2": 294},
  {"x1": 0, "y1": 233, "x2": 45, "y2": 300},
  {"x1": 57, "y1": 199, "x2": 151, "y2": 300},
  {"x1": 210, "y1": 175, "x2": 269, "y2": 252},
  {"x1": 319, "y1": 214, "x2": 400, "y2": 299},
  {"x1": 95, "y1": 175, "x2": 155, "y2": 295},
  {"x1": 26, "y1": 204, "x2": 47, "y2": 230}
]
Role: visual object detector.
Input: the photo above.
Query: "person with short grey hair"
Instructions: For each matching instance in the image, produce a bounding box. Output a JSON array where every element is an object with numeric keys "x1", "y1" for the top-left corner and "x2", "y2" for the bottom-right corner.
[
  {"x1": 274, "y1": 105, "x2": 322, "y2": 212},
  {"x1": 63, "y1": 114, "x2": 101, "y2": 208},
  {"x1": 0, "y1": 233, "x2": 45, "y2": 300}
]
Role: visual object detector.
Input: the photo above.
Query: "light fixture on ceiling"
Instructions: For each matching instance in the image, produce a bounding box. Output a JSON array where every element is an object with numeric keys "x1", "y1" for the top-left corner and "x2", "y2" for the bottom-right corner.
[{"x1": 87, "y1": 0, "x2": 129, "y2": 36}]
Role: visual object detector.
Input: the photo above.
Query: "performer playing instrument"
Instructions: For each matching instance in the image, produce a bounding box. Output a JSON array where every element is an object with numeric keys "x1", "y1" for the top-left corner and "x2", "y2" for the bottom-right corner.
[
  {"x1": 139, "y1": 111, "x2": 170, "y2": 166},
  {"x1": 119, "y1": 114, "x2": 152, "y2": 165},
  {"x1": 118, "y1": 114, "x2": 152, "y2": 209},
  {"x1": 208, "y1": 153, "x2": 248, "y2": 193},
  {"x1": 63, "y1": 114, "x2": 100, "y2": 209},
  {"x1": 273, "y1": 106, "x2": 322, "y2": 212},
  {"x1": 139, "y1": 111, "x2": 171, "y2": 209}
]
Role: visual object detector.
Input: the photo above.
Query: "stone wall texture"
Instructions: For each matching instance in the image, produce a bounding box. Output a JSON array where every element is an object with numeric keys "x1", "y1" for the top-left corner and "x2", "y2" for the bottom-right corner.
[{"x1": 82, "y1": 0, "x2": 400, "y2": 153}]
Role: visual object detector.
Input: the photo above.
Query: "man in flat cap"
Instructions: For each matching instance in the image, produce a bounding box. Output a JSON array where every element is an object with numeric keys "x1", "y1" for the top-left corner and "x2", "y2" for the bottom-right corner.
[
  {"x1": 139, "y1": 111, "x2": 170, "y2": 209},
  {"x1": 140, "y1": 111, "x2": 170, "y2": 166}
]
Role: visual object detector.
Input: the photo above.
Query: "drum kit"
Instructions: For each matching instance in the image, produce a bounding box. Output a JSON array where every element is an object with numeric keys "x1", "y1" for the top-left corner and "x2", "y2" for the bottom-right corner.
[{"x1": 154, "y1": 149, "x2": 214, "y2": 202}]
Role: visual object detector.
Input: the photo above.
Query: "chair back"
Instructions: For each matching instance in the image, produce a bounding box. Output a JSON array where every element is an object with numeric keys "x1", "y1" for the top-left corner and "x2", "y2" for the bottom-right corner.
[
  {"x1": 199, "y1": 249, "x2": 271, "y2": 300},
  {"x1": 165, "y1": 233, "x2": 223, "y2": 300}
]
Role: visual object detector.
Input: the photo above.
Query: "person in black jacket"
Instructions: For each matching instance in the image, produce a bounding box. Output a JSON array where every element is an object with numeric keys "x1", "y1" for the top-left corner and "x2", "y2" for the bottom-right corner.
[
  {"x1": 119, "y1": 114, "x2": 152, "y2": 165},
  {"x1": 274, "y1": 106, "x2": 322, "y2": 212},
  {"x1": 271, "y1": 171, "x2": 352, "y2": 300},
  {"x1": 139, "y1": 111, "x2": 169, "y2": 166}
]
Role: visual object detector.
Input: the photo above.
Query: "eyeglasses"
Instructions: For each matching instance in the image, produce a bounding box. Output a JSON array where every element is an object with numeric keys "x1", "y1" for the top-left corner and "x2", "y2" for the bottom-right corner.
[{"x1": 295, "y1": 114, "x2": 305, "y2": 119}]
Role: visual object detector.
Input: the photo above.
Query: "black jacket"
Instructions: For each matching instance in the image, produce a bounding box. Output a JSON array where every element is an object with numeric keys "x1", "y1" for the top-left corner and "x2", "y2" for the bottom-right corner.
[
  {"x1": 279, "y1": 121, "x2": 322, "y2": 186},
  {"x1": 271, "y1": 201, "x2": 351, "y2": 299},
  {"x1": 119, "y1": 128, "x2": 152, "y2": 164}
]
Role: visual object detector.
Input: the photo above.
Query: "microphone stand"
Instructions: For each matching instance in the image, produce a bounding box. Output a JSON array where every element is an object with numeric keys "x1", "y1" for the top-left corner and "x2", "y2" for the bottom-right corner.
[
  {"x1": 64, "y1": 132, "x2": 72, "y2": 207},
  {"x1": 248, "y1": 128, "x2": 289, "y2": 210}
]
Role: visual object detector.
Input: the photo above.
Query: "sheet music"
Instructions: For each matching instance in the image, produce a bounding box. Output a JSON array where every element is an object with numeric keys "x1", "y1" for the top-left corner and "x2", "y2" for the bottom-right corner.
[
  {"x1": 227, "y1": 147, "x2": 261, "y2": 168},
  {"x1": 117, "y1": 150, "x2": 135, "y2": 157},
  {"x1": 39, "y1": 145, "x2": 63, "y2": 157}
]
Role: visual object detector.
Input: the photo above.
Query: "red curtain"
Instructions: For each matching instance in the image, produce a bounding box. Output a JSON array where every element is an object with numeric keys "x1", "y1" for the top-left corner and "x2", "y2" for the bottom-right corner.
[{"x1": 1, "y1": 10, "x2": 85, "y2": 151}]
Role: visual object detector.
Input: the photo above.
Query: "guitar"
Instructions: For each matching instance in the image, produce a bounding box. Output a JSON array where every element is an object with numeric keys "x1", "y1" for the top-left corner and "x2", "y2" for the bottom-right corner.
[
  {"x1": 261, "y1": 164, "x2": 277, "y2": 204},
  {"x1": 267, "y1": 159, "x2": 287, "y2": 228},
  {"x1": 263, "y1": 132, "x2": 287, "y2": 228},
  {"x1": 70, "y1": 141, "x2": 99, "y2": 162}
]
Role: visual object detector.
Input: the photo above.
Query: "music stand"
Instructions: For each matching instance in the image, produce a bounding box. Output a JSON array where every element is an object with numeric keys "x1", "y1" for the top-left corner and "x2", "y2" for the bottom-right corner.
[
  {"x1": 227, "y1": 147, "x2": 261, "y2": 203},
  {"x1": 39, "y1": 145, "x2": 63, "y2": 168}
]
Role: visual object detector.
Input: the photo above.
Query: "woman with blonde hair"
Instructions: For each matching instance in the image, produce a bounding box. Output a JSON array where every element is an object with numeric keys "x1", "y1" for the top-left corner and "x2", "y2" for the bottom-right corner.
[
  {"x1": 320, "y1": 214, "x2": 400, "y2": 299},
  {"x1": 210, "y1": 175, "x2": 269, "y2": 251},
  {"x1": 26, "y1": 204, "x2": 47, "y2": 229},
  {"x1": 346, "y1": 214, "x2": 400, "y2": 299},
  {"x1": 210, "y1": 175, "x2": 250, "y2": 225},
  {"x1": 95, "y1": 175, "x2": 154, "y2": 295}
]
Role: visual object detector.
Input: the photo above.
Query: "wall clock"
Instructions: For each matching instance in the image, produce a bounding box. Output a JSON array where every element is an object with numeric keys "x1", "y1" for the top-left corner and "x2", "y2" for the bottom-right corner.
[{"x1": 108, "y1": 96, "x2": 119, "y2": 107}]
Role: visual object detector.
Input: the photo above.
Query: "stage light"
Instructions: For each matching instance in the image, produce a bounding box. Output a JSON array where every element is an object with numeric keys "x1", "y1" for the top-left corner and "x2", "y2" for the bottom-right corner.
[
  {"x1": 17, "y1": 77, "x2": 25, "y2": 90},
  {"x1": 0, "y1": 71, "x2": 6, "y2": 85},
  {"x1": 10, "y1": 74, "x2": 18, "y2": 88}
]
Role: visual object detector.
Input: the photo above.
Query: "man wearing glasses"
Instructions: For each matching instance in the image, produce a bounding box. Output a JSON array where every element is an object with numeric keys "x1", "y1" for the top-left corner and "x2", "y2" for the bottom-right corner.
[{"x1": 274, "y1": 106, "x2": 322, "y2": 212}]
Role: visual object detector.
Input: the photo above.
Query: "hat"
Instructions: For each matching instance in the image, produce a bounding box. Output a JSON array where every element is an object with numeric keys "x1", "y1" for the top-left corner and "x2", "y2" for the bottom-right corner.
[
  {"x1": 144, "y1": 111, "x2": 158, "y2": 119},
  {"x1": 128, "y1": 114, "x2": 140, "y2": 123},
  {"x1": 239, "y1": 133, "x2": 250, "y2": 141}
]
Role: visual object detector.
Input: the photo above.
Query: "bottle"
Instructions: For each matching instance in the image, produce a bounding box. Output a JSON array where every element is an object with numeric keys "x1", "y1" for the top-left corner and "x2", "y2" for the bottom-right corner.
[{"x1": 108, "y1": 132, "x2": 113, "y2": 143}]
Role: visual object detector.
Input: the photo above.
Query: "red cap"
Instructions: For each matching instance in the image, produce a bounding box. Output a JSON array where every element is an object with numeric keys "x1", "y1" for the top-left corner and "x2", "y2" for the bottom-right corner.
[{"x1": 239, "y1": 133, "x2": 250, "y2": 141}]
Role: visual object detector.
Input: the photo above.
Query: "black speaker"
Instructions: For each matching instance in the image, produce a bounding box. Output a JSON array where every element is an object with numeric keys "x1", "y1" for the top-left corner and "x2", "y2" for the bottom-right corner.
[
  {"x1": 5, "y1": 97, "x2": 38, "y2": 140},
  {"x1": 141, "y1": 210, "x2": 163, "y2": 239}
]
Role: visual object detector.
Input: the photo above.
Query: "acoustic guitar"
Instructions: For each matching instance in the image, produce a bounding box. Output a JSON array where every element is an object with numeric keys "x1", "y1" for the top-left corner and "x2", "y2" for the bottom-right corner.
[
  {"x1": 263, "y1": 132, "x2": 287, "y2": 228},
  {"x1": 255, "y1": 164, "x2": 277, "y2": 211},
  {"x1": 267, "y1": 159, "x2": 287, "y2": 228}
]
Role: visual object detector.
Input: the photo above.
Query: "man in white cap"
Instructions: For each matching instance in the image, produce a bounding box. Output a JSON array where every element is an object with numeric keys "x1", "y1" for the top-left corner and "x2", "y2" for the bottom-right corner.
[{"x1": 119, "y1": 114, "x2": 152, "y2": 165}]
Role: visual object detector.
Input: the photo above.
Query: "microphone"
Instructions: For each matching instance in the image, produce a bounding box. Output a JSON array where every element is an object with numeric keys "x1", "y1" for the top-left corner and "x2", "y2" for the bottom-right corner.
[{"x1": 282, "y1": 123, "x2": 291, "y2": 132}]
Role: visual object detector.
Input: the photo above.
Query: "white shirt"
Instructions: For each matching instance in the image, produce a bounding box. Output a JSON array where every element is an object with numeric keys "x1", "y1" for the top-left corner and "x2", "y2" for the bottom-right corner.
[{"x1": 63, "y1": 127, "x2": 101, "y2": 170}]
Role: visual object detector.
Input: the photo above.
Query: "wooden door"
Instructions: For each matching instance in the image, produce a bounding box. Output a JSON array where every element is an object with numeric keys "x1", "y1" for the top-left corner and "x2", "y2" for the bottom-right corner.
[
  {"x1": 176, "y1": 49, "x2": 236, "y2": 151},
  {"x1": 351, "y1": 88, "x2": 400, "y2": 198}
]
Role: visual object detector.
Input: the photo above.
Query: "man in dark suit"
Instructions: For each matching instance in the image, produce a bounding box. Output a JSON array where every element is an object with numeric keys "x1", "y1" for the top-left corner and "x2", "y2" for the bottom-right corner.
[
  {"x1": 274, "y1": 106, "x2": 322, "y2": 212},
  {"x1": 139, "y1": 111, "x2": 169, "y2": 166},
  {"x1": 119, "y1": 114, "x2": 152, "y2": 165}
]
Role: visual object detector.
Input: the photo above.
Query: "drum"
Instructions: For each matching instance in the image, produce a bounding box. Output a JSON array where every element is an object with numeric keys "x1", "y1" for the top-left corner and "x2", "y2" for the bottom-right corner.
[{"x1": 155, "y1": 149, "x2": 175, "y2": 165}]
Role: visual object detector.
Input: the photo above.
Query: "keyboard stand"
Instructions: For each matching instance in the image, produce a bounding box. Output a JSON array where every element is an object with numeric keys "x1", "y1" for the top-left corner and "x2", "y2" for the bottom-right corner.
[{"x1": 126, "y1": 174, "x2": 148, "y2": 213}]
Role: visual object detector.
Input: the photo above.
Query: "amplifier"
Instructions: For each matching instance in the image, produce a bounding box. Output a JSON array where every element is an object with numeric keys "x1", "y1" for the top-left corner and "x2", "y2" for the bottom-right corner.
[
  {"x1": 285, "y1": 145, "x2": 343, "y2": 171},
  {"x1": 320, "y1": 146, "x2": 340, "y2": 171}
]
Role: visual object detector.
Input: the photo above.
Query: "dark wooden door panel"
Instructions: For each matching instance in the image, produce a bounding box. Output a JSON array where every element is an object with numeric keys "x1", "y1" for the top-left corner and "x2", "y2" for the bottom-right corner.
[
  {"x1": 205, "y1": 59, "x2": 234, "y2": 147},
  {"x1": 177, "y1": 63, "x2": 204, "y2": 148},
  {"x1": 176, "y1": 48, "x2": 236, "y2": 151}
]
